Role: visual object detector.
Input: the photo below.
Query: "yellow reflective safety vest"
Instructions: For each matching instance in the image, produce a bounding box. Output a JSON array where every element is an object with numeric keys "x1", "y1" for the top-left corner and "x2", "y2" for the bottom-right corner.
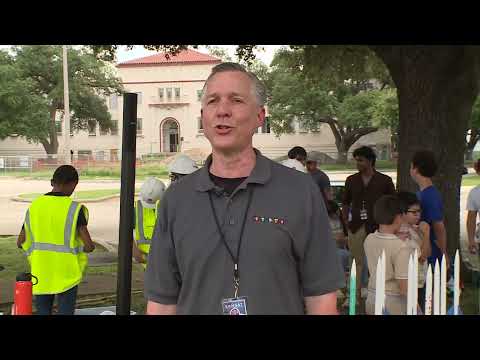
[
  {"x1": 22, "y1": 195, "x2": 89, "y2": 295},
  {"x1": 134, "y1": 200, "x2": 159, "y2": 258}
]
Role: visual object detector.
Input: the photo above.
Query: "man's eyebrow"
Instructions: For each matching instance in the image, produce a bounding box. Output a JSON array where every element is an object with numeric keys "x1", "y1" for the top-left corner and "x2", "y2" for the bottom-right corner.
[{"x1": 205, "y1": 92, "x2": 246, "y2": 98}]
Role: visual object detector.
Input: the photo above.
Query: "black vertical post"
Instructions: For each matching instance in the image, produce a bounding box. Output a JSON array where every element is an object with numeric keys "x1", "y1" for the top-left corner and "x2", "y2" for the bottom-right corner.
[{"x1": 116, "y1": 93, "x2": 137, "y2": 315}]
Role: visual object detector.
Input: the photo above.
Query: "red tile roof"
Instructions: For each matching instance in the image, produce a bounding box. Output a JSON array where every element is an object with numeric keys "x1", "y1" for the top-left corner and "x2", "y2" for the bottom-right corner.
[{"x1": 117, "y1": 49, "x2": 222, "y2": 67}]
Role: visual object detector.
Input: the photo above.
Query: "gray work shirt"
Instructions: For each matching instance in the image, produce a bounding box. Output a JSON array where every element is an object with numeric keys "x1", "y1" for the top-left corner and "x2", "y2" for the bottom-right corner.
[
  {"x1": 310, "y1": 168, "x2": 331, "y2": 193},
  {"x1": 145, "y1": 150, "x2": 344, "y2": 314}
]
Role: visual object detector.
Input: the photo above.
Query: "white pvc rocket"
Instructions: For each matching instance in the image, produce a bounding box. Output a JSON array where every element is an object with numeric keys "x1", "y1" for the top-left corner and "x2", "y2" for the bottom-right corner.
[
  {"x1": 440, "y1": 254, "x2": 447, "y2": 315},
  {"x1": 454, "y1": 250, "x2": 460, "y2": 315},
  {"x1": 433, "y1": 259, "x2": 440, "y2": 315},
  {"x1": 375, "y1": 250, "x2": 386, "y2": 315},
  {"x1": 407, "y1": 254, "x2": 414, "y2": 315},
  {"x1": 425, "y1": 264, "x2": 433, "y2": 315}
]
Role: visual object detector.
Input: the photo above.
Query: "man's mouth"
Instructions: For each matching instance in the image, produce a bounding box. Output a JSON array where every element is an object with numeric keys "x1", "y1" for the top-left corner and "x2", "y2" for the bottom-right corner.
[
  {"x1": 214, "y1": 125, "x2": 234, "y2": 135},
  {"x1": 215, "y1": 125, "x2": 233, "y2": 130}
]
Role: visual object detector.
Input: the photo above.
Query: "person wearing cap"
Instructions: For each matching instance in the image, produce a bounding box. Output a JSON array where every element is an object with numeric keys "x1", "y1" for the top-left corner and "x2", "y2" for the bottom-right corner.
[
  {"x1": 281, "y1": 146, "x2": 307, "y2": 173},
  {"x1": 133, "y1": 177, "x2": 166, "y2": 268},
  {"x1": 144, "y1": 62, "x2": 344, "y2": 315},
  {"x1": 16, "y1": 165, "x2": 95, "y2": 315},
  {"x1": 306, "y1": 158, "x2": 332, "y2": 203},
  {"x1": 167, "y1": 154, "x2": 198, "y2": 183}
]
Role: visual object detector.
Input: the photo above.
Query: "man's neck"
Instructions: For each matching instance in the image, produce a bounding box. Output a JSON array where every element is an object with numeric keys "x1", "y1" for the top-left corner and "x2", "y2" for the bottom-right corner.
[
  {"x1": 360, "y1": 167, "x2": 375, "y2": 178},
  {"x1": 51, "y1": 186, "x2": 64, "y2": 193},
  {"x1": 416, "y1": 176, "x2": 433, "y2": 191},
  {"x1": 209, "y1": 147, "x2": 256, "y2": 178},
  {"x1": 378, "y1": 224, "x2": 398, "y2": 235}
]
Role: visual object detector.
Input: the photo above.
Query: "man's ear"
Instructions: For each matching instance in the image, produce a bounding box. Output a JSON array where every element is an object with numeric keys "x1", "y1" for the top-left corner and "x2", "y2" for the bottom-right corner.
[
  {"x1": 50, "y1": 179, "x2": 54, "y2": 187},
  {"x1": 257, "y1": 107, "x2": 266, "y2": 128}
]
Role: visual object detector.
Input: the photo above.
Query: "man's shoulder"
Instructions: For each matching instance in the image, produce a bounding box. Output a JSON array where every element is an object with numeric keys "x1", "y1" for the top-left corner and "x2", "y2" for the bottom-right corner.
[
  {"x1": 365, "y1": 232, "x2": 402, "y2": 247},
  {"x1": 421, "y1": 186, "x2": 442, "y2": 202},
  {"x1": 374, "y1": 170, "x2": 393, "y2": 182},
  {"x1": 345, "y1": 172, "x2": 361, "y2": 182},
  {"x1": 317, "y1": 169, "x2": 330, "y2": 179},
  {"x1": 271, "y1": 159, "x2": 312, "y2": 185},
  {"x1": 164, "y1": 169, "x2": 202, "y2": 198},
  {"x1": 469, "y1": 185, "x2": 480, "y2": 197}
]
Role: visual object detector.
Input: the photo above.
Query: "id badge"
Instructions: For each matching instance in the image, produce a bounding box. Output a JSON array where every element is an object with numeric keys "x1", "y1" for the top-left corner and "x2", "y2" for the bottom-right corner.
[
  {"x1": 360, "y1": 208, "x2": 368, "y2": 221},
  {"x1": 221, "y1": 296, "x2": 248, "y2": 315}
]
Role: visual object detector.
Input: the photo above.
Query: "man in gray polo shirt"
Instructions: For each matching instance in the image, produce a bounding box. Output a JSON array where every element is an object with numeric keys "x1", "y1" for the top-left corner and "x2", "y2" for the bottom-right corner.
[{"x1": 144, "y1": 62, "x2": 344, "y2": 315}]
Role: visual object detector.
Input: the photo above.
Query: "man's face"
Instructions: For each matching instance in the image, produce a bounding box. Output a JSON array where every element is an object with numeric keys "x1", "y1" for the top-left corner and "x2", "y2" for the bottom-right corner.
[
  {"x1": 410, "y1": 163, "x2": 417, "y2": 180},
  {"x1": 201, "y1": 71, "x2": 265, "y2": 154},
  {"x1": 306, "y1": 161, "x2": 317, "y2": 173},
  {"x1": 403, "y1": 204, "x2": 421, "y2": 226},
  {"x1": 354, "y1": 156, "x2": 372, "y2": 172}
]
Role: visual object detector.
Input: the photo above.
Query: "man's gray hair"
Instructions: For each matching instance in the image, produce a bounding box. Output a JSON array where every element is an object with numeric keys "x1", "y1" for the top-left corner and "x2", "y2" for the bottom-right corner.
[{"x1": 201, "y1": 62, "x2": 267, "y2": 107}]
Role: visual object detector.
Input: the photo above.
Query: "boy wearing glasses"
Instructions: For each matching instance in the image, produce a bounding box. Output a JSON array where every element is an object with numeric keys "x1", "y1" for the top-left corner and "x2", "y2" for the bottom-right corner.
[{"x1": 397, "y1": 191, "x2": 431, "y2": 311}]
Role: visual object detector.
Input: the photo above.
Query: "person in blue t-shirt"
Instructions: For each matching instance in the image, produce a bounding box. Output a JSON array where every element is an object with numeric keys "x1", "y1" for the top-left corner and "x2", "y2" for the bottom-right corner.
[{"x1": 410, "y1": 150, "x2": 449, "y2": 311}]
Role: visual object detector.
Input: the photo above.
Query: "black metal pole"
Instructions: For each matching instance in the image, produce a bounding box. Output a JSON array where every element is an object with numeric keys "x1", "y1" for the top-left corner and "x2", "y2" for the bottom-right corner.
[{"x1": 116, "y1": 93, "x2": 137, "y2": 315}]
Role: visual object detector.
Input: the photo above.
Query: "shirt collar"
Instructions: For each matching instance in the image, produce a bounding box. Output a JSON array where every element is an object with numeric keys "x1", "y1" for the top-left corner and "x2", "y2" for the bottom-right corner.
[{"x1": 195, "y1": 148, "x2": 271, "y2": 192}]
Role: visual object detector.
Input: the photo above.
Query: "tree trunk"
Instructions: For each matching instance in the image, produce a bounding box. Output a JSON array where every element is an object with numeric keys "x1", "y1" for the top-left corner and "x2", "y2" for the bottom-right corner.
[
  {"x1": 325, "y1": 120, "x2": 348, "y2": 164},
  {"x1": 373, "y1": 46, "x2": 480, "y2": 257},
  {"x1": 40, "y1": 108, "x2": 59, "y2": 156},
  {"x1": 336, "y1": 146, "x2": 348, "y2": 164}
]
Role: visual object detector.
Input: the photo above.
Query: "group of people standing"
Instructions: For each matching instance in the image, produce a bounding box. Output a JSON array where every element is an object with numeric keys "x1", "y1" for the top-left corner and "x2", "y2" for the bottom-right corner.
[
  {"x1": 282, "y1": 144, "x2": 451, "y2": 315},
  {"x1": 16, "y1": 60, "x2": 474, "y2": 315}
]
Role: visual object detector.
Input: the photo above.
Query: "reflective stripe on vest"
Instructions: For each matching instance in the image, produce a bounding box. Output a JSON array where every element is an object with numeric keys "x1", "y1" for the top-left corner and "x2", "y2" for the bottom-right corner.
[
  {"x1": 24, "y1": 202, "x2": 83, "y2": 256},
  {"x1": 136, "y1": 200, "x2": 149, "y2": 245}
]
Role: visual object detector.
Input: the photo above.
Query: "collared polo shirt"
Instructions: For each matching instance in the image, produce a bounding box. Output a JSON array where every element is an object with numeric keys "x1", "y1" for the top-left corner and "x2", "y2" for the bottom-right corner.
[
  {"x1": 343, "y1": 171, "x2": 396, "y2": 234},
  {"x1": 145, "y1": 149, "x2": 345, "y2": 314}
]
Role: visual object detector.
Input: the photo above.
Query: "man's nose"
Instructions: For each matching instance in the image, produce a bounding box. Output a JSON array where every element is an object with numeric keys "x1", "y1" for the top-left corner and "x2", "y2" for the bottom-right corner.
[{"x1": 215, "y1": 99, "x2": 232, "y2": 117}]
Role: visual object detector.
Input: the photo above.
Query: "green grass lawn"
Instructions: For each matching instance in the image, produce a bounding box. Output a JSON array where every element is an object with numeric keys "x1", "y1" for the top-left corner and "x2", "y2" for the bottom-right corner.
[
  {"x1": 1, "y1": 164, "x2": 170, "y2": 180},
  {"x1": 18, "y1": 188, "x2": 140, "y2": 202},
  {"x1": 461, "y1": 175, "x2": 480, "y2": 187},
  {"x1": 320, "y1": 160, "x2": 397, "y2": 171},
  {"x1": 0, "y1": 236, "x2": 30, "y2": 282},
  {"x1": 0, "y1": 236, "x2": 111, "y2": 280}
]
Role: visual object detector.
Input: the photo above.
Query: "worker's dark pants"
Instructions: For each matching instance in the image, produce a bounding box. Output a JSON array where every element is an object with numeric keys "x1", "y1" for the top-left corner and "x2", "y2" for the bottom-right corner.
[{"x1": 35, "y1": 285, "x2": 78, "y2": 315}]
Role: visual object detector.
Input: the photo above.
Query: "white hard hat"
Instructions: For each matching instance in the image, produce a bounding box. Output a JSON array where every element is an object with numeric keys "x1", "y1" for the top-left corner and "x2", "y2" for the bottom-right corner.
[
  {"x1": 140, "y1": 177, "x2": 166, "y2": 209},
  {"x1": 168, "y1": 154, "x2": 198, "y2": 175},
  {"x1": 281, "y1": 158, "x2": 306, "y2": 173}
]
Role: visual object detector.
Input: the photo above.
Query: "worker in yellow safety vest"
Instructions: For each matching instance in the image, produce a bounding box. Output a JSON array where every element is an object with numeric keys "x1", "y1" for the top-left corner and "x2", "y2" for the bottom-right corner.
[
  {"x1": 133, "y1": 177, "x2": 166, "y2": 268},
  {"x1": 17, "y1": 165, "x2": 95, "y2": 315}
]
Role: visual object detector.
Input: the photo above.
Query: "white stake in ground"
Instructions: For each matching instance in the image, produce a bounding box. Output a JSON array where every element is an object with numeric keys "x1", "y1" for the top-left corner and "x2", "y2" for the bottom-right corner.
[
  {"x1": 425, "y1": 264, "x2": 433, "y2": 315},
  {"x1": 380, "y1": 250, "x2": 386, "y2": 313},
  {"x1": 454, "y1": 250, "x2": 460, "y2": 315},
  {"x1": 375, "y1": 254, "x2": 383, "y2": 315},
  {"x1": 413, "y1": 249, "x2": 418, "y2": 315},
  {"x1": 433, "y1": 259, "x2": 440, "y2": 315},
  {"x1": 440, "y1": 254, "x2": 447, "y2": 315}
]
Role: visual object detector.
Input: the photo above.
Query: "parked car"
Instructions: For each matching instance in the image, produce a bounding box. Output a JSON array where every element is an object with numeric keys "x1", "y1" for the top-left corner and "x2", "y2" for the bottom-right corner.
[{"x1": 330, "y1": 180, "x2": 345, "y2": 209}]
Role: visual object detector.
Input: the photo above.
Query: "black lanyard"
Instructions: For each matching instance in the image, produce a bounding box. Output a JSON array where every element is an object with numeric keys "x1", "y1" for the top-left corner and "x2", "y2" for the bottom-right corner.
[{"x1": 208, "y1": 186, "x2": 254, "y2": 298}]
